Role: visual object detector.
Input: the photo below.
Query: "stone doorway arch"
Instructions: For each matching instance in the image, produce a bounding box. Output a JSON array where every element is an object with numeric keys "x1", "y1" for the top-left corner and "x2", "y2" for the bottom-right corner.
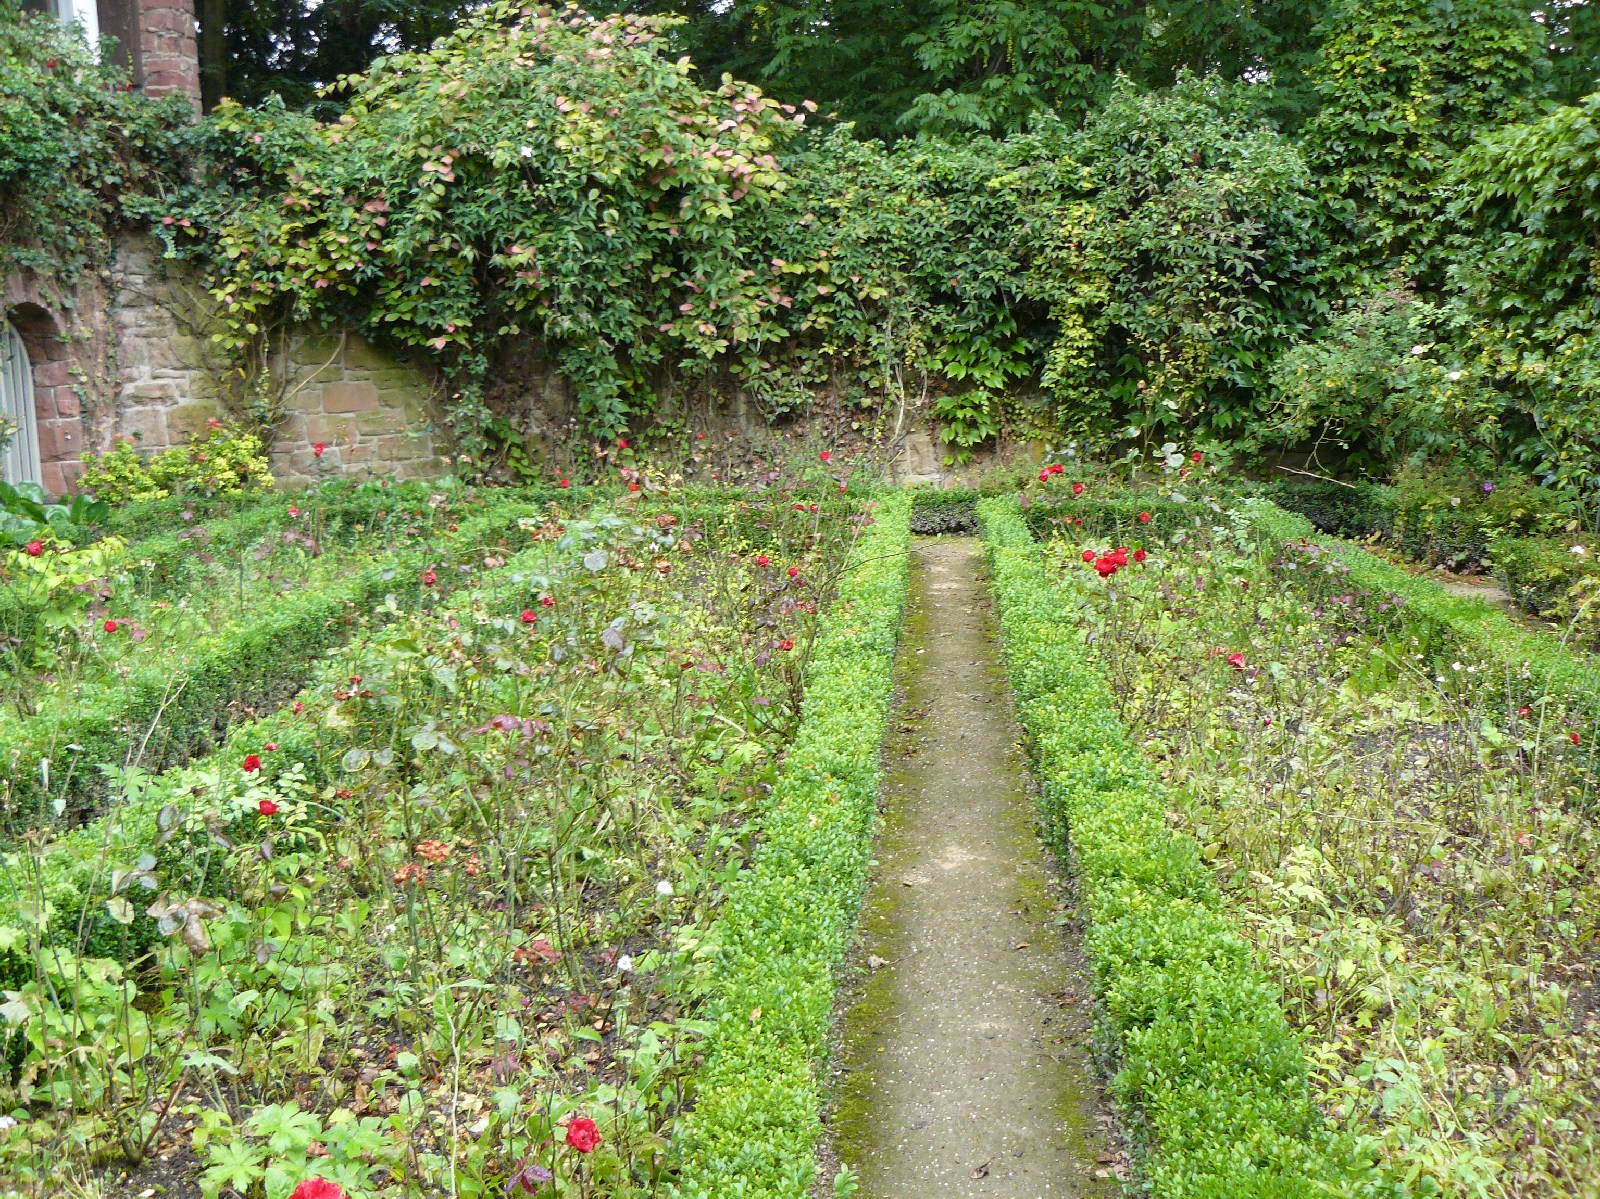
[
  {"x1": 2, "y1": 303, "x2": 86, "y2": 498},
  {"x1": 0, "y1": 318, "x2": 42, "y2": 488}
]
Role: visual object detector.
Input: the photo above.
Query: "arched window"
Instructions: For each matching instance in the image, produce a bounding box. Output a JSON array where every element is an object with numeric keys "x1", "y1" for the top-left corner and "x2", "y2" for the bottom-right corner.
[{"x1": 1, "y1": 320, "x2": 43, "y2": 488}]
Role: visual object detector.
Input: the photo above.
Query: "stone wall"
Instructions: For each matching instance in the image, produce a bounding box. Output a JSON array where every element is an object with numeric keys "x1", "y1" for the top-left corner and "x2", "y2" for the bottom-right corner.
[
  {"x1": 2, "y1": 235, "x2": 448, "y2": 497},
  {"x1": 268, "y1": 331, "x2": 448, "y2": 485},
  {"x1": 108, "y1": 237, "x2": 448, "y2": 487}
]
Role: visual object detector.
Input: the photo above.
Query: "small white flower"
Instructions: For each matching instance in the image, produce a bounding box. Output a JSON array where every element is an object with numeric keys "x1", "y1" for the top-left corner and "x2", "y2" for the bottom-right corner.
[
  {"x1": 655, "y1": 879, "x2": 674, "y2": 897},
  {"x1": 0, "y1": 1115, "x2": 17, "y2": 1132},
  {"x1": 1411, "y1": 344, "x2": 1428, "y2": 356},
  {"x1": 617, "y1": 954, "x2": 633, "y2": 973},
  {"x1": 1447, "y1": 370, "x2": 1462, "y2": 382},
  {"x1": 1571, "y1": 545, "x2": 1589, "y2": 556},
  {"x1": 519, "y1": 146, "x2": 534, "y2": 158}
]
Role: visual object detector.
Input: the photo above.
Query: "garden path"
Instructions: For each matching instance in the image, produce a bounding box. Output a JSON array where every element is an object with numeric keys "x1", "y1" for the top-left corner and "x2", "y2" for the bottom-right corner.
[{"x1": 826, "y1": 537, "x2": 1121, "y2": 1197}]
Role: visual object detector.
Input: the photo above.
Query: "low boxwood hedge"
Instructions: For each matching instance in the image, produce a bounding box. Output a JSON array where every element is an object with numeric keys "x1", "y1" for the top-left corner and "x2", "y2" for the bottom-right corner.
[
  {"x1": 666, "y1": 490, "x2": 911, "y2": 1199},
  {"x1": 1247, "y1": 500, "x2": 1600, "y2": 737},
  {"x1": 978, "y1": 497, "x2": 1391, "y2": 1198},
  {"x1": 0, "y1": 495, "x2": 549, "y2": 825}
]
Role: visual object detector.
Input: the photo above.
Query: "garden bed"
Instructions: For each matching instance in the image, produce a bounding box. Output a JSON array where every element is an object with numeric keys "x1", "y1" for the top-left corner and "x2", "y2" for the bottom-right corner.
[
  {"x1": 1010, "y1": 488, "x2": 1600, "y2": 1194},
  {"x1": 0, "y1": 485, "x2": 908, "y2": 1199}
]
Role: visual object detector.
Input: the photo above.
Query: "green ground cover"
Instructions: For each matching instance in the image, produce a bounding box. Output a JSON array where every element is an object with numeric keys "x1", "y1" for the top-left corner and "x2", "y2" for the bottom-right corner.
[
  {"x1": 0, "y1": 483, "x2": 910, "y2": 1199},
  {"x1": 1012, "y1": 481, "x2": 1600, "y2": 1195}
]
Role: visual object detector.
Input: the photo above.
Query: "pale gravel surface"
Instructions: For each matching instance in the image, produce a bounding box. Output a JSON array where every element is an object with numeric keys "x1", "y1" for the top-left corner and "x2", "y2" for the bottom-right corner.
[{"x1": 827, "y1": 537, "x2": 1122, "y2": 1198}]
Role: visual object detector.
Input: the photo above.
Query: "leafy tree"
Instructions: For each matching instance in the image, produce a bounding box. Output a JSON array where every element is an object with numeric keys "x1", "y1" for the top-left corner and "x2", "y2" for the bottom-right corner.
[
  {"x1": 609, "y1": 0, "x2": 1333, "y2": 139},
  {"x1": 1302, "y1": 0, "x2": 1551, "y2": 287},
  {"x1": 213, "y1": 0, "x2": 493, "y2": 112},
  {"x1": 1013, "y1": 76, "x2": 1324, "y2": 443},
  {"x1": 1447, "y1": 92, "x2": 1600, "y2": 495}
]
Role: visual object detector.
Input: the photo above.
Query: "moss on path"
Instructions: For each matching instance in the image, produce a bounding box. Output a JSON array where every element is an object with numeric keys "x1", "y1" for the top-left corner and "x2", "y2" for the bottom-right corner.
[{"x1": 827, "y1": 537, "x2": 1120, "y2": 1197}]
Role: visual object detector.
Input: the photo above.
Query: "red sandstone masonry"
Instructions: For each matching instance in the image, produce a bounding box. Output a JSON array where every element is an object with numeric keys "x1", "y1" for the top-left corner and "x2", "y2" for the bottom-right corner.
[{"x1": 137, "y1": 0, "x2": 199, "y2": 100}]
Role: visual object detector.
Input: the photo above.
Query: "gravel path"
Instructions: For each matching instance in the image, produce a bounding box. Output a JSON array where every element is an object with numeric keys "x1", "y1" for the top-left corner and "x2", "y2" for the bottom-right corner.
[{"x1": 827, "y1": 537, "x2": 1121, "y2": 1197}]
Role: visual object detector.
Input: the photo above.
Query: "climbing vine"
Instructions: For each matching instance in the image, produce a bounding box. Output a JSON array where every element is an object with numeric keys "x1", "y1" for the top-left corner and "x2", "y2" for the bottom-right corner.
[{"x1": 0, "y1": 3, "x2": 195, "y2": 283}]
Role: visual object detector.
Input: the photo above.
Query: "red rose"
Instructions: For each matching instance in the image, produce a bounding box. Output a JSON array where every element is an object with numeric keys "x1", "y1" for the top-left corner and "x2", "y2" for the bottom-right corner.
[
  {"x1": 258, "y1": 798, "x2": 279, "y2": 816},
  {"x1": 312, "y1": 443, "x2": 325, "y2": 458},
  {"x1": 779, "y1": 639, "x2": 794, "y2": 651},
  {"x1": 1192, "y1": 450, "x2": 1203, "y2": 462},
  {"x1": 25, "y1": 540, "x2": 43, "y2": 557},
  {"x1": 565, "y1": 1116, "x2": 601, "y2": 1154},
  {"x1": 291, "y1": 702, "x2": 305, "y2": 714},
  {"x1": 520, "y1": 609, "x2": 537, "y2": 623},
  {"x1": 756, "y1": 554, "x2": 769, "y2": 566},
  {"x1": 1226, "y1": 652, "x2": 1248, "y2": 672},
  {"x1": 617, "y1": 438, "x2": 629, "y2": 450},
  {"x1": 1094, "y1": 559, "x2": 1118, "y2": 578},
  {"x1": 1572, "y1": 732, "x2": 1581, "y2": 745},
  {"x1": 1133, "y1": 549, "x2": 1147, "y2": 563},
  {"x1": 288, "y1": 506, "x2": 301, "y2": 516},
  {"x1": 103, "y1": 619, "x2": 119, "y2": 633},
  {"x1": 1518, "y1": 706, "x2": 1530, "y2": 717},
  {"x1": 557, "y1": 478, "x2": 570, "y2": 489},
  {"x1": 421, "y1": 568, "x2": 437, "y2": 586},
  {"x1": 809, "y1": 504, "x2": 819, "y2": 513},
  {"x1": 787, "y1": 566, "x2": 799, "y2": 578},
  {"x1": 628, "y1": 482, "x2": 640, "y2": 492},
  {"x1": 1039, "y1": 469, "x2": 1051, "y2": 483},
  {"x1": 1081, "y1": 549, "x2": 1095, "y2": 563},
  {"x1": 264, "y1": 742, "x2": 278, "y2": 752},
  {"x1": 819, "y1": 450, "x2": 831, "y2": 462},
  {"x1": 1072, "y1": 482, "x2": 1085, "y2": 496},
  {"x1": 46, "y1": 59, "x2": 57, "y2": 69},
  {"x1": 1138, "y1": 512, "x2": 1151, "y2": 524},
  {"x1": 242, "y1": 754, "x2": 263, "y2": 772},
  {"x1": 540, "y1": 594, "x2": 555, "y2": 607},
  {"x1": 290, "y1": 1181, "x2": 347, "y2": 1199}
]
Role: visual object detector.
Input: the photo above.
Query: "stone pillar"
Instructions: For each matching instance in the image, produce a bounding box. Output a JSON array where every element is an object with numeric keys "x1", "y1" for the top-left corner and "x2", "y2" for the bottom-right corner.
[{"x1": 134, "y1": 0, "x2": 199, "y2": 100}]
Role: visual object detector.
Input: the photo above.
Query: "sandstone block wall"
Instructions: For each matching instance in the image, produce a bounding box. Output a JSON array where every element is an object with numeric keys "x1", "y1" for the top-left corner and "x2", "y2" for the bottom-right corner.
[{"x1": 3, "y1": 235, "x2": 448, "y2": 497}]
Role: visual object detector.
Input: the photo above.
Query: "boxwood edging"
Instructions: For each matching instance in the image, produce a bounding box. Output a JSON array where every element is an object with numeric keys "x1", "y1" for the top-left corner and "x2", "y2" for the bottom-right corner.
[
  {"x1": 0, "y1": 496, "x2": 547, "y2": 824},
  {"x1": 1245, "y1": 500, "x2": 1600, "y2": 739},
  {"x1": 666, "y1": 490, "x2": 911, "y2": 1199},
  {"x1": 978, "y1": 497, "x2": 1390, "y2": 1199}
]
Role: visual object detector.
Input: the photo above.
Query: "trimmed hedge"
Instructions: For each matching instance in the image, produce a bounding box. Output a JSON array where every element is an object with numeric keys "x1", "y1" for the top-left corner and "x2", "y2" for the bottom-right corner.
[
  {"x1": 0, "y1": 491, "x2": 794, "y2": 988},
  {"x1": 908, "y1": 486, "x2": 980, "y2": 534},
  {"x1": 1247, "y1": 500, "x2": 1600, "y2": 737},
  {"x1": 1024, "y1": 493, "x2": 1200, "y2": 542},
  {"x1": 1489, "y1": 534, "x2": 1600, "y2": 630},
  {"x1": 667, "y1": 491, "x2": 911, "y2": 1199},
  {"x1": 0, "y1": 495, "x2": 545, "y2": 825},
  {"x1": 978, "y1": 497, "x2": 1390, "y2": 1198}
]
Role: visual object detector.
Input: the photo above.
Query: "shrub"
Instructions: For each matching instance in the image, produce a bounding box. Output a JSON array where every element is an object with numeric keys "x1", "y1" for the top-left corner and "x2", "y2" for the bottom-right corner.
[
  {"x1": 169, "y1": 3, "x2": 809, "y2": 443},
  {"x1": 1490, "y1": 535, "x2": 1600, "y2": 633},
  {"x1": 78, "y1": 423, "x2": 274, "y2": 504}
]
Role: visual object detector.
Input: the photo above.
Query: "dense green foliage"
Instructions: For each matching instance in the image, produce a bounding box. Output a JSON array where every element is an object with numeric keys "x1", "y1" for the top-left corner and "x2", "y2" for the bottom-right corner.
[
  {"x1": 0, "y1": 3, "x2": 193, "y2": 281},
  {"x1": 9, "y1": 0, "x2": 1600, "y2": 511}
]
